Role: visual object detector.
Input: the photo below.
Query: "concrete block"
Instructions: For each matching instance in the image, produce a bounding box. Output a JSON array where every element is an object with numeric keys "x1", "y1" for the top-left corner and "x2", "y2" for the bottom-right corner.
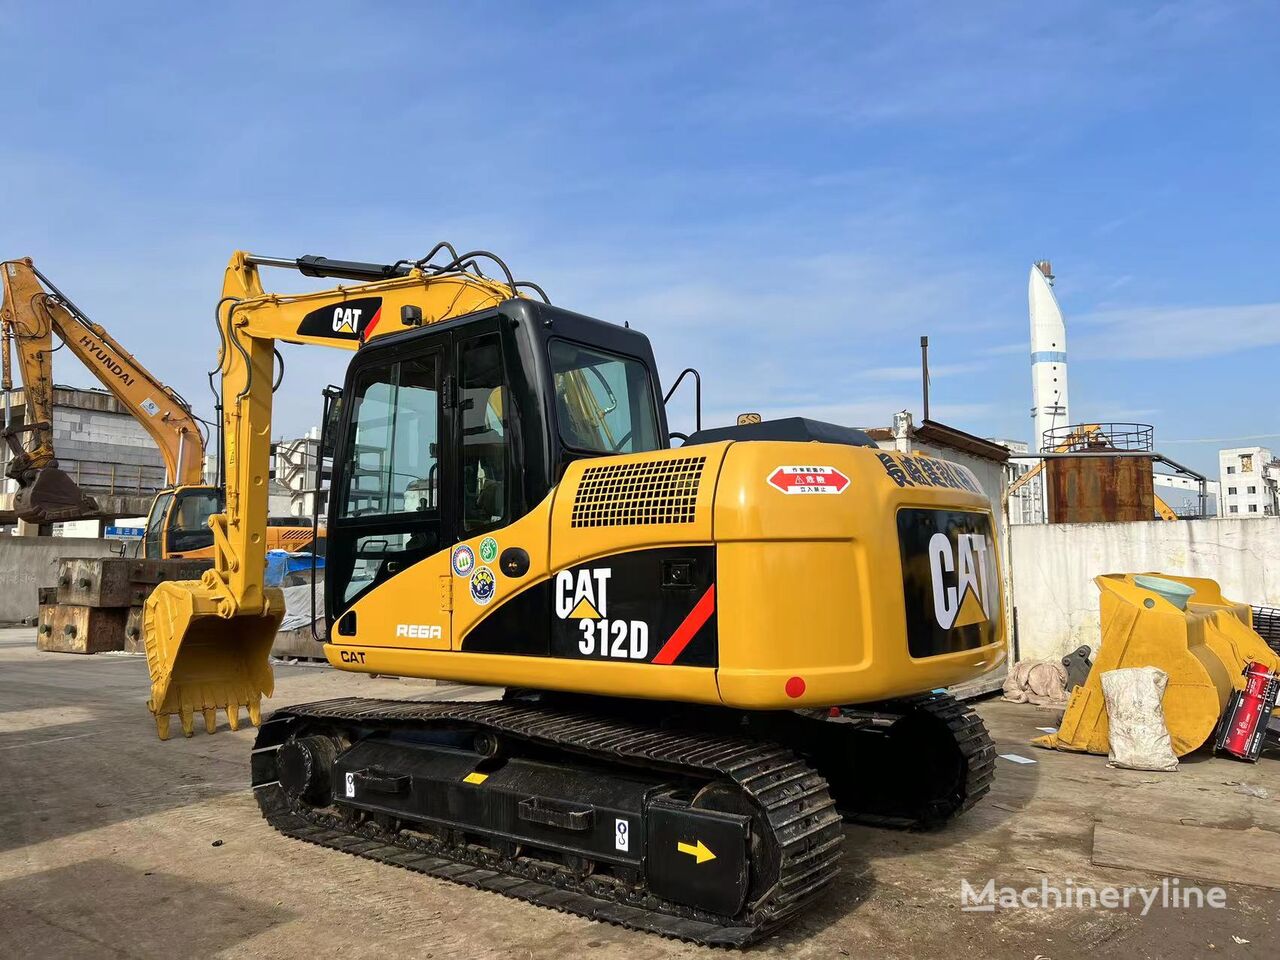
[
  {"x1": 272, "y1": 625, "x2": 328, "y2": 661},
  {"x1": 36, "y1": 604, "x2": 128, "y2": 653},
  {"x1": 55, "y1": 557, "x2": 213, "y2": 608},
  {"x1": 0, "y1": 537, "x2": 120, "y2": 622}
]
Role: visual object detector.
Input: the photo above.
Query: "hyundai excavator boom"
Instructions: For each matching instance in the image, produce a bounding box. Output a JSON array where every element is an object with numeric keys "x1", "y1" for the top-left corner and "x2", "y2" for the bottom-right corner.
[{"x1": 1, "y1": 258, "x2": 204, "y2": 523}]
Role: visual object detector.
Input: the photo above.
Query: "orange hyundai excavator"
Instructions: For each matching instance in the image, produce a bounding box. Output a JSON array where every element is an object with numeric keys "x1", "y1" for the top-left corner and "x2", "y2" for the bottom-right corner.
[{"x1": 1, "y1": 258, "x2": 316, "y2": 558}]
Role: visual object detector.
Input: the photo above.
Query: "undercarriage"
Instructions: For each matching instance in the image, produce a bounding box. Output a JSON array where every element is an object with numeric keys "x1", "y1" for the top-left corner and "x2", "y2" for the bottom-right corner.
[{"x1": 252, "y1": 692, "x2": 993, "y2": 945}]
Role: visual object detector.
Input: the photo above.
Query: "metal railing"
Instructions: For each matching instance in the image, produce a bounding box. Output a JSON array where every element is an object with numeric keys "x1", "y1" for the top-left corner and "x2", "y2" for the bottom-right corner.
[
  {"x1": 1042, "y1": 422, "x2": 1154, "y2": 453},
  {"x1": 62, "y1": 459, "x2": 166, "y2": 497}
]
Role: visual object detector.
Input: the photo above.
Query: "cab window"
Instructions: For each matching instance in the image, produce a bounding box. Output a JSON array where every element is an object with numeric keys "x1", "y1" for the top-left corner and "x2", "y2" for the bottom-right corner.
[
  {"x1": 334, "y1": 353, "x2": 442, "y2": 606},
  {"x1": 167, "y1": 489, "x2": 222, "y2": 553},
  {"x1": 549, "y1": 340, "x2": 660, "y2": 454},
  {"x1": 341, "y1": 356, "x2": 440, "y2": 519},
  {"x1": 459, "y1": 332, "x2": 510, "y2": 533},
  {"x1": 142, "y1": 492, "x2": 174, "y2": 559}
]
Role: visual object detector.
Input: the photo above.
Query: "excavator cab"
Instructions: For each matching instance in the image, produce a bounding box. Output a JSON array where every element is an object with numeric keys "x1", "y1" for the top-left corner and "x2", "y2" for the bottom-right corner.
[
  {"x1": 325, "y1": 299, "x2": 666, "y2": 625},
  {"x1": 141, "y1": 484, "x2": 321, "y2": 560},
  {"x1": 140, "y1": 485, "x2": 224, "y2": 559}
]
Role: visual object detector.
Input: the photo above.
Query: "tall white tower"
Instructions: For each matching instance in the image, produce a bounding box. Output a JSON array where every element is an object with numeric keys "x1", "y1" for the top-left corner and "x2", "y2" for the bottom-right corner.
[{"x1": 1028, "y1": 261, "x2": 1069, "y2": 452}]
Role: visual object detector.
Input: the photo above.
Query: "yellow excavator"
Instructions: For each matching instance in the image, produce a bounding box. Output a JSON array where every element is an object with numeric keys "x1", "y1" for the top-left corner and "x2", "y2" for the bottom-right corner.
[
  {"x1": 144, "y1": 244, "x2": 1005, "y2": 943},
  {"x1": 1, "y1": 257, "x2": 317, "y2": 559}
]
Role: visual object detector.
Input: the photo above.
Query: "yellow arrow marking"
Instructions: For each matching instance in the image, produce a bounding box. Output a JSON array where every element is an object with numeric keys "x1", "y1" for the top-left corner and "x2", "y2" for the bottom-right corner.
[{"x1": 676, "y1": 840, "x2": 716, "y2": 865}]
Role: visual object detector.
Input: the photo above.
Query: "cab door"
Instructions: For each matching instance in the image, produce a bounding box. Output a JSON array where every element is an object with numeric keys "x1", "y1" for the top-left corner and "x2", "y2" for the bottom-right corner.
[{"x1": 326, "y1": 337, "x2": 453, "y2": 650}]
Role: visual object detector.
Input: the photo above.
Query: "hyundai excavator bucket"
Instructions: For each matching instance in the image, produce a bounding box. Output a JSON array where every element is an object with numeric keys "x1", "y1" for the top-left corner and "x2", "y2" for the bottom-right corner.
[
  {"x1": 12, "y1": 465, "x2": 101, "y2": 524},
  {"x1": 143, "y1": 579, "x2": 283, "y2": 739},
  {"x1": 1035, "y1": 574, "x2": 1279, "y2": 757}
]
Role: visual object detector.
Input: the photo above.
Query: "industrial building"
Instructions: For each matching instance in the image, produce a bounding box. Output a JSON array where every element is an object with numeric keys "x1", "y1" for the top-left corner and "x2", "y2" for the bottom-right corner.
[
  {"x1": 1218, "y1": 446, "x2": 1280, "y2": 517},
  {"x1": 0, "y1": 385, "x2": 166, "y2": 534}
]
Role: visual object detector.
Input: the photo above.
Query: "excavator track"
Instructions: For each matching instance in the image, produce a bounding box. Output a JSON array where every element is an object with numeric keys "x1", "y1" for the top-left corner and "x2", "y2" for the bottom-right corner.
[
  {"x1": 821, "y1": 692, "x2": 997, "y2": 830},
  {"x1": 545, "y1": 689, "x2": 997, "y2": 832},
  {"x1": 252, "y1": 698, "x2": 845, "y2": 946}
]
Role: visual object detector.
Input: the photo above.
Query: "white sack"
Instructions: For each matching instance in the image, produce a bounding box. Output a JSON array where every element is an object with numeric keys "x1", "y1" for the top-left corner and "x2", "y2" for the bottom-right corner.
[{"x1": 1101, "y1": 667, "x2": 1179, "y2": 772}]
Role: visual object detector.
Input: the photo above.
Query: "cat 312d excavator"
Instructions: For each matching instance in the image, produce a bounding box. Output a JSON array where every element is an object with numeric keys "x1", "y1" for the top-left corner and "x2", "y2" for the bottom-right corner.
[
  {"x1": 144, "y1": 244, "x2": 1005, "y2": 944},
  {"x1": 1, "y1": 258, "x2": 316, "y2": 560}
]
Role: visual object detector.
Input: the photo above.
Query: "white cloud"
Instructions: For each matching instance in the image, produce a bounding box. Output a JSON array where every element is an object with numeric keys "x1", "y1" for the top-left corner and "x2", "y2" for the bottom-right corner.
[
  {"x1": 862, "y1": 361, "x2": 989, "y2": 382},
  {"x1": 1074, "y1": 302, "x2": 1280, "y2": 360}
]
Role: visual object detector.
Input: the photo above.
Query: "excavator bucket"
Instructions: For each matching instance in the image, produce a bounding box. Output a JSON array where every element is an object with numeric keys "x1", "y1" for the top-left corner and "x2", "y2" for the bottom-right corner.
[
  {"x1": 1034, "y1": 573, "x2": 1276, "y2": 758},
  {"x1": 12, "y1": 465, "x2": 100, "y2": 524},
  {"x1": 143, "y1": 579, "x2": 283, "y2": 739}
]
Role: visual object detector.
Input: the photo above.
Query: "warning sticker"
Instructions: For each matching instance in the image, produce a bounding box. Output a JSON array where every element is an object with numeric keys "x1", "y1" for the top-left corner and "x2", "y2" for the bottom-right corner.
[
  {"x1": 615, "y1": 817, "x2": 630, "y2": 851},
  {"x1": 767, "y1": 465, "x2": 850, "y2": 495}
]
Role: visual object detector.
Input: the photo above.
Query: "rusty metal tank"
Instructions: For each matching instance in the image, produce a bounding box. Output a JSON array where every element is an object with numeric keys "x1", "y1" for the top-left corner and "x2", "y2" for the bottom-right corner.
[{"x1": 1042, "y1": 423, "x2": 1156, "y2": 524}]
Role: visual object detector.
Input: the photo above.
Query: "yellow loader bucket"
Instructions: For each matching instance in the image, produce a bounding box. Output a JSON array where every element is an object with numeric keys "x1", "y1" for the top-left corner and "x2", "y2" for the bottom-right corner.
[
  {"x1": 143, "y1": 579, "x2": 283, "y2": 740},
  {"x1": 1034, "y1": 573, "x2": 1277, "y2": 758}
]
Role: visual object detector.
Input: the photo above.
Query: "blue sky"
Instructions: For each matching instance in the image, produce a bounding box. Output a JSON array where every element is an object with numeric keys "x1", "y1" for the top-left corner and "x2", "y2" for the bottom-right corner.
[{"x1": 3, "y1": 1, "x2": 1278, "y2": 473}]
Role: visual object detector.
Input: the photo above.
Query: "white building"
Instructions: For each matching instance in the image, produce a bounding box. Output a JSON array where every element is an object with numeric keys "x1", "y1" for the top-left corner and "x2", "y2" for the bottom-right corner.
[
  {"x1": 2, "y1": 385, "x2": 168, "y2": 533},
  {"x1": 271, "y1": 428, "x2": 329, "y2": 519},
  {"x1": 1154, "y1": 473, "x2": 1218, "y2": 518},
  {"x1": 1218, "y1": 447, "x2": 1280, "y2": 518},
  {"x1": 991, "y1": 437, "x2": 1046, "y2": 525}
]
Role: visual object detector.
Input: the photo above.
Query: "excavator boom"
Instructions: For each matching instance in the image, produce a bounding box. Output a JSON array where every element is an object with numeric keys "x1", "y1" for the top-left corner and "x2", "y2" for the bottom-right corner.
[
  {"x1": 1, "y1": 258, "x2": 206, "y2": 523},
  {"x1": 144, "y1": 249, "x2": 520, "y2": 736}
]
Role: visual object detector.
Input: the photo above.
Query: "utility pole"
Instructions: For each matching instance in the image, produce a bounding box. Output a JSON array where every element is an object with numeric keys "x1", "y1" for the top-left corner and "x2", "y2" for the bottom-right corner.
[{"x1": 920, "y1": 335, "x2": 930, "y2": 422}]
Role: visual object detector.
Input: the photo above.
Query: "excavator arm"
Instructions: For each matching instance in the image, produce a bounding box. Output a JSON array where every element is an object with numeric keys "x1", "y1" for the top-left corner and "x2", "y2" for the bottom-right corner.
[
  {"x1": 1, "y1": 261, "x2": 55, "y2": 462},
  {"x1": 1, "y1": 258, "x2": 207, "y2": 522},
  {"x1": 144, "y1": 248, "x2": 523, "y2": 737}
]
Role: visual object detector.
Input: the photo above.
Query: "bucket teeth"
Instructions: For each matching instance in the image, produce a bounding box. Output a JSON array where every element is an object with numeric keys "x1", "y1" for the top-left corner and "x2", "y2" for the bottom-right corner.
[
  {"x1": 155, "y1": 714, "x2": 171, "y2": 741},
  {"x1": 142, "y1": 580, "x2": 284, "y2": 741}
]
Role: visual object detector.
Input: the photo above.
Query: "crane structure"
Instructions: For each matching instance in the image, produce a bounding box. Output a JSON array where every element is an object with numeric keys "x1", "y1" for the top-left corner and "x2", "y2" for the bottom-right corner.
[{"x1": 143, "y1": 244, "x2": 1004, "y2": 942}]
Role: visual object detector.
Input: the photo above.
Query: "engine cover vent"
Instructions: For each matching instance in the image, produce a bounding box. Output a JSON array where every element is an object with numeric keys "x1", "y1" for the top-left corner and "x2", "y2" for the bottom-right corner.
[{"x1": 570, "y1": 455, "x2": 706, "y2": 528}]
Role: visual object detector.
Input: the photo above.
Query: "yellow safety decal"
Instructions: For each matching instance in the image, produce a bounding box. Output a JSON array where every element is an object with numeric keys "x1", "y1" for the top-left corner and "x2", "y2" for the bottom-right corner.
[
  {"x1": 463, "y1": 772, "x2": 489, "y2": 785},
  {"x1": 676, "y1": 840, "x2": 716, "y2": 864}
]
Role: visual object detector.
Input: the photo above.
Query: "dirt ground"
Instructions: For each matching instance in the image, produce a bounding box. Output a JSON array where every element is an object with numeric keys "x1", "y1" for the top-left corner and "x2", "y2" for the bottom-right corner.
[{"x1": 0, "y1": 626, "x2": 1276, "y2": 960}]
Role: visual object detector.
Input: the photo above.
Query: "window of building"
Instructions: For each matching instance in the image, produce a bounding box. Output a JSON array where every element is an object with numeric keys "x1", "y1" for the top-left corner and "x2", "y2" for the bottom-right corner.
[
  {"x1": 1241, "y1": 454, "x2": 1254, "y2": 472},
  {"x1": 1248, "y1": 504, "x2": 1258, "y2": 513},
  {"x1": 1228, "y1": 486, "x2": 1237, "y2": 495},
  {"x1": 1248, "y1": 485, "x2": 1257, "y2": 494},
  {"x1": 1227, "y1": 466, "x2": 1236, "y2": 474},
  {"x1": 1230, "y1": 505, "x2": 1239, "y2": 514}
]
